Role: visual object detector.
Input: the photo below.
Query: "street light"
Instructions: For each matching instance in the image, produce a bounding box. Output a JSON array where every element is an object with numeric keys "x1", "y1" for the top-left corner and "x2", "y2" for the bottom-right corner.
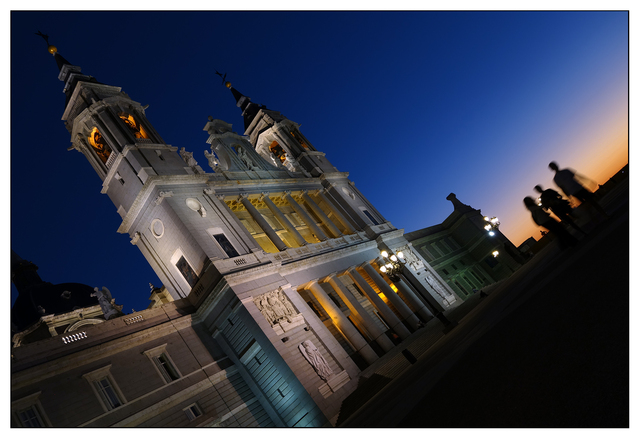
[
  {"x1": 483, "y1": 216, "x2": 500, "y2": 237},
  {"x1": 492, "y1": 250, "x2": 499, "y2": 257},
  {"x1": 378, "y1": 249, "x2": 405, "y2": 281}
]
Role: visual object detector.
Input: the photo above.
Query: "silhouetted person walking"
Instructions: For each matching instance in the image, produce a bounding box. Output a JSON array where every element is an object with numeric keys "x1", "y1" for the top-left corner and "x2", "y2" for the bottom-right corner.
[
  {"x1": 548, "y1": 162, "x2": 608, "y2": 219},
  {"x1": 524, "y1": 197, "x2": 577, "y2": 249},
  {"x1": 534, "y1": 185, "x2": 587, "y2": 235}
]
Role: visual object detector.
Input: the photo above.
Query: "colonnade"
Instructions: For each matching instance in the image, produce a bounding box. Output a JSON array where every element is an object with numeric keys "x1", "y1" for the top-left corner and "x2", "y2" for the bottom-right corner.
[
  {"x1": 238, "y1": 190, "x2": 356, "y2": 251},
  {"x1": 303, "y1": 261, "x2": 432, "y2": 366}
]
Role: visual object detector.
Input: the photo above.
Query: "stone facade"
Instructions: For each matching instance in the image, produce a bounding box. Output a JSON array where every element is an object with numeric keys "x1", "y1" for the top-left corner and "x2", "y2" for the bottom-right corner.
[
  {"x1": 405, "y1": 193, "x2": 527, "y2": 299},
  {"x1": 11, "y1": 46, "x2": 463, "y2": 427}
]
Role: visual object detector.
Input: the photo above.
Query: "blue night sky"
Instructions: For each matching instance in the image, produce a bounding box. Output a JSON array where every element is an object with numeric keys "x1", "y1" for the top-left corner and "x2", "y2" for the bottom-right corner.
[{"x1": 9, "y1": 11, "x2": 629, "y2": 314}]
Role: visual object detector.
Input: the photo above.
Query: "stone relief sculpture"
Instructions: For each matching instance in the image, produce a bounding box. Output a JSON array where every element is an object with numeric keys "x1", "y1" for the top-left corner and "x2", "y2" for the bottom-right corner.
[
  {"x1": 91, "y1": 286, "x2": 120, "y2": 320},
  {"x1": 299, "y1": 340, "x2": 333, "y2": 381},
  {"x1": 236, "y1": 145, "x2": 260, "y2": 171},
  {"x1": 425, "y1": 272, "x2": 455, "y2": 304},
  {"x1": 254, "y1": 290, "x2": 298, "y2": 326},
  {"x1": 397, "y1": 245, "x2": 425, "y2": 271}
]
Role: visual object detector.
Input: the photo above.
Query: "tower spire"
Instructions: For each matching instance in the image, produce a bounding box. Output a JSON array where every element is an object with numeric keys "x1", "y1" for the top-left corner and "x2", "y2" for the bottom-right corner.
[
  {"x1": 218, "y1": 75, "x2": 264, "y2": 131},
  {"x1": 36, "y1": 31, "x2": 100, "y2": 104}
]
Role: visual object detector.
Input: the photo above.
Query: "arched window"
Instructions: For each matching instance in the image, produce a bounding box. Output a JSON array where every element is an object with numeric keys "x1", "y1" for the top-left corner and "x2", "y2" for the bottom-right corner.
[
  {"x1": 119, "y1": 114, "x2": 149, "y2": 139},
  {"x1": 88, "y1": 127, "x2": 112, "y2": 164}
]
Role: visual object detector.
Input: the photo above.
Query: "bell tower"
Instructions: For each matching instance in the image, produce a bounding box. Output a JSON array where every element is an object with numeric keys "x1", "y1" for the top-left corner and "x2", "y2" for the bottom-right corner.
[{"x1": 40, "y1": 37, "x2": 462, "y2": 426}]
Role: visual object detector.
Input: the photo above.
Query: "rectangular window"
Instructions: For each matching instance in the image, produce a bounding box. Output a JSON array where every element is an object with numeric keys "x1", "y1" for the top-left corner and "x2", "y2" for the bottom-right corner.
[
  {"x1": 82, "y1": 365, "x2": 127, "y2": 413},
  {"x1": 17, "y1": 406, "x2": 44, "y2": 427},
  {"x1": 94, "y1": 377, "x2": 123, "y2": 410},
  {"x1": 184, "y1": 403, "x2": 203, "y2": 421},
  {"x1": 176, "y1": 255, "x2": 199, "y2": 288},
  {"x1": 213, "y1": 233, "x2": 239, "y2": 258},
  {"x1": 153, "y1": 353, "x2": 180, "y2": 382},
  {"x1": 144, "y1": 344, "x2": 182, "y2": 384},
  {"x1": 362, "y1": 209, "x2": 379, "y2": 225}
]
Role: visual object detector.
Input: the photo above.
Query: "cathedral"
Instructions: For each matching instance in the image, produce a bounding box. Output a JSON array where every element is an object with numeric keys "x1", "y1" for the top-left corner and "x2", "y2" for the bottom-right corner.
[{"x1": 11, "y1": 38, "x2": 463, "y2": 427}]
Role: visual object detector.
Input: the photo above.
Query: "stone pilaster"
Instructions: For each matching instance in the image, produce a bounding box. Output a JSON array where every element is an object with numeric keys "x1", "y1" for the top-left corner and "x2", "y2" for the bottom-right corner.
[
  {"x1": 347, "y1": 267, "x2": 411, "y2": 340},
  {"x1": 305, "y1": 280, "x2": 378, "y2": 365},
  {"x1": 261, "y1": 193, "x2": 307, "y2": 247},
  {"x1": 301, "y1": 192, "x2": 342, "y2": 238},
  {"x1": 362, "y1": 263, "x2": 421, "y2": 331},
  {"x1": 325, "y1": 274, "x2": 395, "y2": 353},
  {"x1": 239, "y1": 194, "x2": 288, "y2": 252},
  {"x1": 284, "y1": 192, "x2": 329, "y2": 242}
]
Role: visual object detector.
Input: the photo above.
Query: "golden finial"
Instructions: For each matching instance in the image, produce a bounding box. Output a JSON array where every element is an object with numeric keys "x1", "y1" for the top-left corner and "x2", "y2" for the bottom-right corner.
[
  {"x1": 35, "y1": 31, "x2": 57, "y2": 55},
  {"x1": 225, "y1": 81, "x2": 232, "y2": 89}
]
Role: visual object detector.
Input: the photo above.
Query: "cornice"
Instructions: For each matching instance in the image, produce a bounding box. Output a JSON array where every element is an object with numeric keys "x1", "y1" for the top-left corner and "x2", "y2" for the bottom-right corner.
[{"x1": 117, "y1": 174, "x2": 211, "y2": 234}]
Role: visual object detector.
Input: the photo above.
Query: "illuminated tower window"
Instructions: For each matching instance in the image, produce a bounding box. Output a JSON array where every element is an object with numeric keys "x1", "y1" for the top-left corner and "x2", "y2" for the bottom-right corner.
[
  {"x1": 88, "y1": 127, "x2": 112, "y2": 164},
  {"x1": 119, "y1": 114, "x2": 149, "y2": 139}
]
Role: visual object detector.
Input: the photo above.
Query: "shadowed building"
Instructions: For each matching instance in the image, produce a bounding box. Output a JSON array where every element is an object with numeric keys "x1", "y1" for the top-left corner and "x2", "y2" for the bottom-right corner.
[
  {"x1": 11, "y1": 40, "x2": 463, "y2": 427},
  {"x1": 404, "y1": 193, "x2": 527, "y2": 299}
]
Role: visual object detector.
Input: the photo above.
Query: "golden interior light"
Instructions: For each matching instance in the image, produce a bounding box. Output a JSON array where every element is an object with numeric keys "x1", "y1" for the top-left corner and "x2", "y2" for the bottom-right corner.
[
  {"x1": 380, "y1": 266, "x2": 387, "y2": 272},
  {"x1": 397, "y1": 251, "x2": 404, "y2": 259},
  {"x1": 120, "y1": 114, "x2": 149, "y2": 139},
  {"x1": 390, "y1": 255, "x2": 398, "y2": 262},
  {"x1": 88, "y1": 127, "x2": 112, "y2": 164},
  {"x1": 381, "y1": 250, "x2": 389, "y2": 258}
]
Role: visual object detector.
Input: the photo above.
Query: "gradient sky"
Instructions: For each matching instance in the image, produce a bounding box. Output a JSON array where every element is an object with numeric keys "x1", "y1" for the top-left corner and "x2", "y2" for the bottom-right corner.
[{"x1": 9, "y1": 11, "x2": 628, "y2": 314}]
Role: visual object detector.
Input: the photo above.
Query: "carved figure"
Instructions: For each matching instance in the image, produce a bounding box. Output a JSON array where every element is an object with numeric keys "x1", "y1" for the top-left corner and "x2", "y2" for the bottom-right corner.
[
  {"x1": 425, "y1": 273, "x2": 453, "y2": 299},
  {"x1": 204, "y1": 149, "x2": 220, "y2": 170},
  {"x1": 398, "y1": 245, "x2": 424, "y2": 271},
  {"x1": 91, "y1": 287, "x2": 119, "y2": 320},
  {"x1": 299, "y1": 340, "x2": 333, "y2": 381},
  {"x1": 180, "y1": 146, "x2": 198, "y2": 168},
  {"x1": 279, "y1": 291, "x2": 297, "y2": 315},
  {"x1": 254, "y1": 290, "x2": 298, "y2": 327},
  {"x1": 236, "y1": 145, "x2": 259, "y2": 170}
]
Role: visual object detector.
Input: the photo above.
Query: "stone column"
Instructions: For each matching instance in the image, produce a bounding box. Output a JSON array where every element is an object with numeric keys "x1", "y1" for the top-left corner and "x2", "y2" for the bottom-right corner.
[
  {"x1": 261, "y1": 193, "x2": 307, "y2": 247},
  {"x1": 239, "y1": 195, "x2": 288, "y2": 252},
  {"x1": 394, "y1": 277, "x2": 434, "y2": 322},
  {"x1": 362, "y1": 263, "x2": 421, "y2": 331},
  {"x1": 305, "y1": 280, "x2": 378, "y2": 365},
  {"x1": 325, "y1": 274, "x2": 395, "y2": 353},
  {"x1": 301, "y1": 191, "x2": 342, "y2": 238},
  {"x1": 318, "y1": 189, "x2": 356, "y2": 234},
  {"x1": 347, "y1": 267, "x2": 411, "y2": 340},
  {"x1": 284, "y1": 192, "x2": 329, "y2": 242}
]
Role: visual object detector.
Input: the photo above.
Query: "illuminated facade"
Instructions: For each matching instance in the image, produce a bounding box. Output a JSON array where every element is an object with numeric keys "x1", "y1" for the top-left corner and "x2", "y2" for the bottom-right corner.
[
  {"x1": 405, "y1": 193, "x2": 527, "y2": 299},
  {"x1": 11, "y1": 43, "x2": 462, "y2": 427}
]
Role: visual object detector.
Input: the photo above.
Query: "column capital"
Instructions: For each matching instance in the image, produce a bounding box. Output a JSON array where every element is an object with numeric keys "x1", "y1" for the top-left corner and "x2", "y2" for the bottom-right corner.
[
  {"x1": 259, "y1": 192, "x2": 270, "y2": 201},
  {"x1": 203, "y1": 187, "x2": 215, "y2": 195},
  {"x1": 238, "y1": 192, "x2": 249, "y2": 200},
  {"x1": 215, "y1": 194, "x2": 226, "y2": 201},
  {"x1": 321, "y1": 273, "x2": 339, "y2": 283}
]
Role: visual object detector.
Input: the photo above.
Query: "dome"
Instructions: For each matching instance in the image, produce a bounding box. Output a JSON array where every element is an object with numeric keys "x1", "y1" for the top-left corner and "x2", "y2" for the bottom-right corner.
[{"x1": 11, "y1": 282, "x2": 99, "y2": 332}]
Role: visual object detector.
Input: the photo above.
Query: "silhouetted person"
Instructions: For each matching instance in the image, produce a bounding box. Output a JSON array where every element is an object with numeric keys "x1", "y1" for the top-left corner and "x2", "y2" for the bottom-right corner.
[
  {"x1": 548, "y1": 162, "x2": 608, "y2": 219},
  {"x1": 524, "y1": 197, "x2": 577, "y2": 249},
  {"x1": 534, "y1": 185, "x2": 586, "y2": 235}
]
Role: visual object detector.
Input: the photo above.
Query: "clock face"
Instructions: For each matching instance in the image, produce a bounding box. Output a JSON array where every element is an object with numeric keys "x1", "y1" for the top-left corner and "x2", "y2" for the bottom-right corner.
[{"x1": 88, "y1": 127, "x2": 111, "y2": 164}]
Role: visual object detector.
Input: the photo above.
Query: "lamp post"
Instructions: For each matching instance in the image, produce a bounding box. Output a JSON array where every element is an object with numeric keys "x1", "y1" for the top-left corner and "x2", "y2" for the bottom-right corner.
[
  {"x1": 378, "y1": 249, "x2": 457, "y2": 332},
  {"x1": 378, "y1": 250, "x2": 405, "y2": 281},
  {"x1": 483, "y1": 216, "x2": 500, "y2": 236}
]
